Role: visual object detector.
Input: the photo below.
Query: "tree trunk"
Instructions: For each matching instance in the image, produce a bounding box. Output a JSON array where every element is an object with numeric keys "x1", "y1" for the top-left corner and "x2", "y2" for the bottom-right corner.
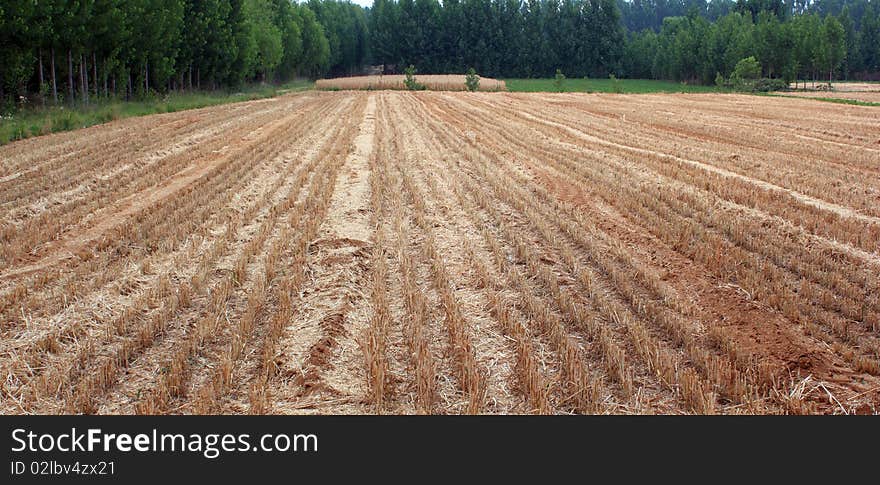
[
  {"x1": 93, "y1": 53, "x2": 98, "y2": 98},
  {"x1": 145, "y1": 60, "x2": 149, "y2": 94},
  {"x1": 196, "y1": 67, "x2": 200, "y2": 90},
  {"x1": 38, "y1": 48, "x2": 45, "y2": 105},
  {"x1": 68, "y1": 49, "x2": 74, "y2": 102},
  {"x1": 51, "y1": 48, "x2": 58, "y2": 103},
  {"x1": 80, "y1": 53, "x2": 88, "y2": 104},
  {"x1": 127, "y1": 71, "x2": 132, "y2": 100}
]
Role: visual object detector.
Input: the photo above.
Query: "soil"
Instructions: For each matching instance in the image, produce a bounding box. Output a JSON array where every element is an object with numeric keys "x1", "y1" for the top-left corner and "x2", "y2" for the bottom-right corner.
[{"x1": 1, "y1": 91, "x2": 877, "y2": 415}]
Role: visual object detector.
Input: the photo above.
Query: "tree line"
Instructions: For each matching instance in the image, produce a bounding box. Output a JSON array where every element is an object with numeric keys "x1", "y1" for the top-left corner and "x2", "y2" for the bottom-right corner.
[
  {"x1": 620, "y1": 0, "x2": 880, "y2": 83},
  {"x1": 3, "y1": 0, "x2": 880, "y2": 106},
  {"x1": 369, "y1": 0, "x2": 625, "y2": 78},
  {"x1": 0, "y1": 0, "x2": 368, "y2": 105},
  {"x1": 617, "y1": 0, "x2": 737, "y2": 32},
  {"x1": 368, "y1": 0, "x2": 879, "y2": 82}
]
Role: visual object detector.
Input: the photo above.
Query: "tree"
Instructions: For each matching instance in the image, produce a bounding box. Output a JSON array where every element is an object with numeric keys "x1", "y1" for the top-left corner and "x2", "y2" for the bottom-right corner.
[
  {"x1": 274, "y1": 0, "x2": 304, "y2": 81},
  {"x1": 554, "y1": 68, "x2": 566, "y2": 91},
  {"x1": 838, "y1": 6, "x2": 860, "y2": 78},
  {"x1": 403, "y1": 64, "x2": 425, "y2": 89},
  {"x1": 0, "y1": 1, "x2": 37, "y2": 103},
  {"x1": 227, "y1": 0, "x2": 257, "y2": 87},
  {"x1": 818, "y1": 14, "x2": 845, "y2": 82},
  {"x1": 370, "y1": 0, "x2": 399, "y2": 68},
  {"x1": 298, "y1": 5, "x2": 330, "y2": 78},
  {"x1": 792, "y1": 13, "x2": 821, "y2": 86},
  {"x1": 247, "y1": 0, "x2": 283, "y2": 81},
  {"x1": 862, "y1": 3, "x2": 880, "y2": 73},
  {"x1": 754, "y1": 11, "x2": 789, "y2": 78},
  {"x1": 465, "y1": 67, "x2": 480, "y2": 91},
  {"x1": 309, "y1": 0, "x2": 369, "y2": 76},
  {"x1": 732, "y1": 55, "x2": 761, "y2": 80}
]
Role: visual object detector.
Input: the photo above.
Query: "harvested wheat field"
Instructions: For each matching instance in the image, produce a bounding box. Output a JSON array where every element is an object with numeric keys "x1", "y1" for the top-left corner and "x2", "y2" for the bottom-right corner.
[
  {"x1": 782, "y1": 82, "x2": 880, "y2": 103},
  {"x1": 782, "y1": 90, "x2": 880, "y2": 103},
  {"x1": 789, "y1": 81, "x2": 880, "y2": 92},
  {"x1": 1, "y1": 91, "x2": 879, "y2": 415},
  {"x1": 316, "y1": 74, "x2": 506, "y2": 91}
]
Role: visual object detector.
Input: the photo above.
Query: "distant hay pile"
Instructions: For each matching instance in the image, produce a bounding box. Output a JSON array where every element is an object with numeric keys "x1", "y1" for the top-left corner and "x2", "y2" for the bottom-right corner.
[{"x1": 316, "y1": 74, "x2": 506, "y2": 91}]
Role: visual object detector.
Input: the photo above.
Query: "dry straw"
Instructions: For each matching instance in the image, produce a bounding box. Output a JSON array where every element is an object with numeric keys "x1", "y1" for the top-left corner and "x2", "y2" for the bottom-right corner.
[{"x1": 316, "y1": 74, "x2": 506, "y2": 92}]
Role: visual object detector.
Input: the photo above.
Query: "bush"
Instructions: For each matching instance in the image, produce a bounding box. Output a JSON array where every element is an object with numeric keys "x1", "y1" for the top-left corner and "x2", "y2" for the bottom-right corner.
[
  {"x1": 752, "y1": 78, "x2": 788, "y2": 92},
  {"x1": 465, "y1": 68, "x2": 480, "y2": 92},
  {"x1": 404, "y1": 65, "x2": 426, "y2": 91},
  {"x1": 51, "y1": 111, "x2": 77, "y2": 132},
  {"x1": 609, "y1": 74, "x2": 623, "y2": 93},
  {"x1": 554, "y1": 69, "x2": 566, "y2": 92},
  {"x1": 719, "y1": 73, "x2": 787, "y2": 93},
  {"x1": 732, "y1": 56, "x2": 761, "y2": 81}
]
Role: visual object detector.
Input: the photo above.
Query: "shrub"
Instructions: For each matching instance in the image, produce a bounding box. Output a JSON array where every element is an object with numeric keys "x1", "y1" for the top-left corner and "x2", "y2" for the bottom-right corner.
[
  {"x1": 609, "y1": 74, "x2": 623, "y2": 93},
  {"x1": 554, "y1": 69, "x2": 566, "y2": 92},
  {"x1": 732, "y1": 56, "x2": 761, "y2": 81},
  {"x1": 465, "y1": 68, "x2": 480, "y2": 92},
  {"x1": 404, "y1": 65, "x2": 426, "y2": 91},
  {"x1": 52, "y1": 111, "x2": 77, "y2": 132},
  {"x1": 752, "y1": 78, "x2": 788, "y2": 92},
  {"x1": 720, "y1": 74, "x2": 787, "y2": 93}
]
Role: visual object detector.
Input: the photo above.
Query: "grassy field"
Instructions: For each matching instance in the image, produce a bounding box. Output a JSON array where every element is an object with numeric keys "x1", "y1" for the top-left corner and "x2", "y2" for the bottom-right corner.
[
  {"x1": 504, "y1": 78, "x2": 720, "y2": 93},
  {"x1": 0, "y1": 79, "x2": 313, "y2": 145}
]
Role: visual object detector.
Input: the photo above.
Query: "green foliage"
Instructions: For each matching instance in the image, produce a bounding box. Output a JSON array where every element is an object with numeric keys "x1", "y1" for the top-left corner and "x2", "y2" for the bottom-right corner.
[
  {"x1": 0, "y1": 0, "x2": 340, "y2": 106},
  {"x1": 554, "y1": 69, "x2": 566, "y2": 92},
  {"x1": 723, "y1": 56, "x2": 771, "y2": 91},
  {"x1": 622, "y1": 5, "x2": 879, "y2": 86},
  {"x1": 609, "y1": 73, "x2": 624, "y2": 93},
  {"x1": 246, "y1": 0, "x2": 283, "y2": 81},
  {"x1": 369, "y1": 0, "x2": 625, "y2": 78},
  {"x1": 298, "y1": 5, "x2": 331, "y2": 79},
  {"x1": 732, "y1": 56, "x2": 762, "y2": 80},
  {"x1": 713, "y1": 57, "x2": 788, "y2": 92},
  {"x1": 465, "y1": 68, "x2": 480, "y2": 92},
  {"x1": 818, "y1": 15, "x2": 846, "y2": 82},
  {"x1": 307, "y1": 0, "x2": 368, "y2": 76},
  {"x1": 752, "y1": 78, "x2": 788, "y2": 91},
  {"x1": 403, "y1": 65, "x2": 425, "y2": 91}
]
